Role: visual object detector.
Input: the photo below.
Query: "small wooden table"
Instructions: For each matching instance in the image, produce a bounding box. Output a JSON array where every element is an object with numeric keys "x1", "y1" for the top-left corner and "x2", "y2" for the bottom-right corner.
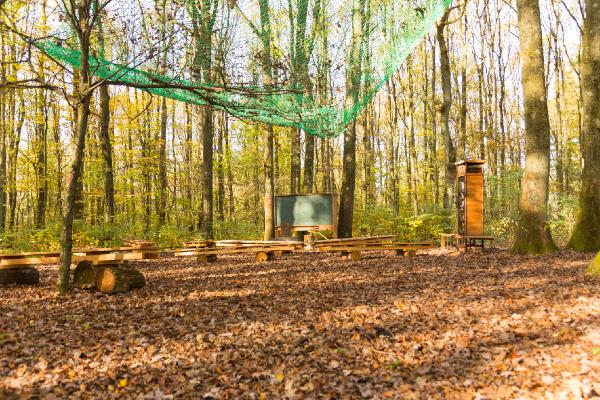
[{"x1": 441, "y1": 234, "x2": 494, "y2": 251}]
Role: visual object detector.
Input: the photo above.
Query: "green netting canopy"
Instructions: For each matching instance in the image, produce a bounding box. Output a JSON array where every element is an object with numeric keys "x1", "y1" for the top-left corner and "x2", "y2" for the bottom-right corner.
[{"x1": 37, "y1": 0, "x2": 451, "y2": 138}]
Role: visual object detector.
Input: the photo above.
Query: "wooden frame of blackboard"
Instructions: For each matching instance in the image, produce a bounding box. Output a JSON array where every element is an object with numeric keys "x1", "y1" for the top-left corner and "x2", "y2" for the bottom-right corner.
[{"x1": 274, "y1": 193, "x2": 339, "y2": 238}]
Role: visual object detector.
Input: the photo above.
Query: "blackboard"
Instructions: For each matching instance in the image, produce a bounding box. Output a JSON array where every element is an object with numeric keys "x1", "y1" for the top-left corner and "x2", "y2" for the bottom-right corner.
[{"x1": 275, "y1": 194, "x2": 336, "y2": 227}]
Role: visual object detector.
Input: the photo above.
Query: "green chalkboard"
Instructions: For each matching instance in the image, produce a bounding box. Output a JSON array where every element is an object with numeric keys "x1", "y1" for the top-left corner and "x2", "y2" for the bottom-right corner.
[{"x1": 275, "y1": 194, "x2": 335, "y2": 227}]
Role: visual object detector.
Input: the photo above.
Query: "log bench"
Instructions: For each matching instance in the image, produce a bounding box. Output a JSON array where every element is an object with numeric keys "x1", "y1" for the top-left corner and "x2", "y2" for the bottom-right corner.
[
  {"x1": 315, "y1": 237, "x2": 435, "y2": 261},
  {"x1": 0, "y1": 243, "x2": 157, "y2": 285},
  {"x1": 174, "y1": 240, "x2": 302, "y2": 263}
]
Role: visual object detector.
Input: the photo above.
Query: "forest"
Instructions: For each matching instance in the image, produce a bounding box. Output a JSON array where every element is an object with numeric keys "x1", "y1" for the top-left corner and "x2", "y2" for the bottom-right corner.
[
  {"x1": 1, "y1": 0, "x2": 600, "y2": 397},
  {"x1": 0, "y1": 0, "x2": 595, "y2": 253}
]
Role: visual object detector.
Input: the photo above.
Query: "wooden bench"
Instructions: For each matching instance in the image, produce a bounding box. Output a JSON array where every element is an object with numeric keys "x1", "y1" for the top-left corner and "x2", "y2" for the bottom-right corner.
[
  {"x1": 174, "y1": 240, "x2": 302, "y2": 263},
  {"x1": 314, "y1": 236, "x2": 435, "y2": 260},
  {"x1": 456, "y1": 235, "x2": 494, "y2": 251},
  {"x1": 0, "y1": 242, "x2": 158, "y2": 285},
  {"x1": 440, "y1": 233, "x2": 457, "y2": 249},
  {"x1": 0, "y1": 244, "x2": 158, "y2": 270}
]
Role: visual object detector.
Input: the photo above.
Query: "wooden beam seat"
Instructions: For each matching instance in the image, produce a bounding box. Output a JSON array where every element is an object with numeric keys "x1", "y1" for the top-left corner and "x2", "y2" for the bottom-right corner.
[
  {"x1": 317, "y1": 240, "x2": 435, "y2": 260},
  {"x1": 174, "y1": 243, "x2": 299, "y2": 263},
  {"x1": 0, "y1": 242, "x2": 158, "y2": 270}
]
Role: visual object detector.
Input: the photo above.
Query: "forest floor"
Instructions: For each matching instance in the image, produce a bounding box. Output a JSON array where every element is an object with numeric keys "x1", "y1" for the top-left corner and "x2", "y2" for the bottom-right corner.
[{"x1": 1, "y1": 249, "x2": 599, "y2": 399}]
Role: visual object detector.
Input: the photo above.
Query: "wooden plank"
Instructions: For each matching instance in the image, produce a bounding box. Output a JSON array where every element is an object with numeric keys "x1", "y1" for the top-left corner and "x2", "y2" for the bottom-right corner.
[
  {"x1": 0, "y1": 251, "x2": 60, "y2": 259},
  {"x1": 317, "y1": 242, "x2": 434, "y2": 250},
  {"x1": 319, "y1": 245, "x2": 435, "y2": 252},
  {"x1": 0, "y1": 255, "x2": 60, "y2": 266},
  {"x1": 175, "y1": 246, "x2": 297, "y2": 257},
  {"x1": 216, "y1": 240, "x2": 301, "y2": 246},
  {"x1": 313, "y1": 235, "x2": 396, "y2": 245},
  {"x1": 123, "y1": 240, "x2": 156, "y2": 249}
]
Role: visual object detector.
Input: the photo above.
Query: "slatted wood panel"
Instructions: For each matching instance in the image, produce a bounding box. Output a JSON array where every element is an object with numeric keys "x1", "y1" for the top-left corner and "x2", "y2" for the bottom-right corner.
[{"x1": 466, "y1": 173, "x2": 484, "y2": 236}]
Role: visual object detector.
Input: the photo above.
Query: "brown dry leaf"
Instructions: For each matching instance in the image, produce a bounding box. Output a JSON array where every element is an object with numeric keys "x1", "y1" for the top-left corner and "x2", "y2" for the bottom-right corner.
[{"x1": 0, "y1": 249, "x2": 599, "y2": 399}]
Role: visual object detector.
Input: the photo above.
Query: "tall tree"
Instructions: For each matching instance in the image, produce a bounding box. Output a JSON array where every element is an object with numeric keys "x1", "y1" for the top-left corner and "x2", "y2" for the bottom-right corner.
[
  {"x1": 568, "y1": 0, "x2": 600, "y2": 251},
  {"x1": 190, "y1": 0, "x2": 217, "y2": 239},
  {"x1": 257, "y1": 0, "x2": 275, "y2": 239},
  {"x1": 338, "y1": 0, "x2": 366, "y2": 238},
  {"x1": 513, "y1": 0, "x2": 557, "y2": 254},
  {"x1": 96, "y1": 0, "x2": 115, "y2": 223},
  {"x1": 58, "y1": 0, "x2": 97, "y2": 294},
  {"x1": 436, "y1": 11, "x2": 456, "y2": 210}
]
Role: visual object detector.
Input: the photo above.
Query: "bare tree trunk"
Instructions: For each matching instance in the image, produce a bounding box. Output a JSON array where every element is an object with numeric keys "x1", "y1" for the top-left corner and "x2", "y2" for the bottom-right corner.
[
  {"x1": 158, "y1": 96, "x2": 168, "y2": 225},
  {"x1": 290, "y1": 127, "x2": 301, "y2": 194},
  {"x1": 98, "y1": 84, "x2": 114, "y2": 223},
  {"x1": 34, "y1": 89, "x2": 48, "y2": 228},
  {"x1": 339, "y1": 119, "x2": 357, "y2": 238},
  {"x1": 58, "y1": 2, "x2": 94, "y2": 294},
  {"x1": 201, "y1": 105, "x2": 213, "y2": 238},
  {"x1": 568, "y1": 0, "x2": 600, "y2": 251},
  {"x1": 513, "y1": 0, "x2": 557, "y2": 254},
  {"x1": 437, "y1": 11, "x2": 456, "y2": 210},
  {"x1": 338, "y1": 0, "x2": 366, "y2": 238},
  {"x1": 303, "y1": 132, "x2": 315, "y2": 193},
  {"x1": 217, "y1": 113, "x2": 225, "y2": 221},
  {"x1": 259, "y1": 0, "x2": 275, "y2": 240}
]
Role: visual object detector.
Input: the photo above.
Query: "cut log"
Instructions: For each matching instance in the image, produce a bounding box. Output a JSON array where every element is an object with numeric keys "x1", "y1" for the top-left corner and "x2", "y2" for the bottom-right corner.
[
  {"x1": 255, "y1": 251, "x2": 275, "y2": 262},
  {"x1": 72, "y1": 261, "x2": 97, "y2": 287},
  {"x1": 404, "y1": 250, "x2": 416, "y2": 257},
  {"x1": 197, "y1": 254, "x2": 218, "y2": 263},
  {"x1": 95, "y1": 266, "x2": 145, "y2": 294},
  {"x1": 342, "y1": 251, "x2": 362, "y2": 261},
  {"x1": 0, "y1": 267, "x2": 40, "y2": 285}
]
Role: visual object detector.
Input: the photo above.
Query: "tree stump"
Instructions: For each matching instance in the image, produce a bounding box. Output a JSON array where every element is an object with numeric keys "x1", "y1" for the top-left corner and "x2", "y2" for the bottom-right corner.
[
  {"x1": 73, "y1": 261, "x2": 97, "y2": 288},
  {"x1": 95, "y1": 265, "x2": 145, "y2": 294},
  {"x1": 0, "y1": 267, "x2": 39, "y2": 285},
  {"x1": 255, "y1": 251, "x2": 275, "y2": 262}
]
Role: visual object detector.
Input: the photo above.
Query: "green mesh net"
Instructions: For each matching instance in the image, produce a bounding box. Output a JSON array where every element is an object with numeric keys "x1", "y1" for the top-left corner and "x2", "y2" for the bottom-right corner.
[{"x1": 36, "y1": 0, "x2": 451, "y2": 138}]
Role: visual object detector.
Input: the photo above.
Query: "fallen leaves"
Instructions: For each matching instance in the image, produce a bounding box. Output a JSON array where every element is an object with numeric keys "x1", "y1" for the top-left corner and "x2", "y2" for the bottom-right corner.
[{"x1": 0, "y1": 249, "x2": 599, "y2": 398}]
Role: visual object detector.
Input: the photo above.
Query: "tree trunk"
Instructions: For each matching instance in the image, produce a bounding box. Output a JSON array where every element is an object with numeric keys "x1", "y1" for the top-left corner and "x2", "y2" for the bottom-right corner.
[
  {"x1": 98, "y1": 84, "x2": 115, "y2": 224},
  {"x1": 568, "y1": 0, "x2": 600, "y2": 251},
  {"x1": 512, "y1": 0, "x2": 557, "y2": 254},
  {"x1": 337, "y1": 0, "x2": 366, "y2": 238},
  {"x1": 338, "y1": 120, "x2": 357, "y2": 238},
  {"x1": 34, "y1": 89, "x2": 48, "y2": 228},
  {"x1": 436, "y1": 12, "x2": 456, "y2": 210},
  {"x1": 258, "y1": 0, "x2": 275, "y2": 240},
  {"x1": 158, "y1": 96, "x2": 168, "y2": 225},
  {"x1": 290, "y1": 127, "x2": 301, "y2": 194},
  {"x1": 303, "y1": 132, "x2": 315, "y2": 193},
  {"x1": 201, "y1": 104, "x2": 214, "y2": 238},
  {"x1": 59, "y1": 90, "x2": 92, "y2": 294},
  {"x1": 58, "y1": 2, "x2": 94, "y2": 294},
  {"x1": 217, "y1": 113, "x2": 225, "y2": 221}
]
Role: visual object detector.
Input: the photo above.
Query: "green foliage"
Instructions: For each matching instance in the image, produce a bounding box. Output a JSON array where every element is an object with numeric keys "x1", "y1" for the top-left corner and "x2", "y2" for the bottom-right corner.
[
  {"x1": 353, "y1": 205, "x2": 451, "y2": 241},
  {"x1": 0, "y1": 224, "x2": 62, "y2": 252},
  {"x1": 548, "y1": 194, "x2": 579, "y2": 244},
  {"x1": 214, "y1": 220, "x2": 263, "y2": 241}
]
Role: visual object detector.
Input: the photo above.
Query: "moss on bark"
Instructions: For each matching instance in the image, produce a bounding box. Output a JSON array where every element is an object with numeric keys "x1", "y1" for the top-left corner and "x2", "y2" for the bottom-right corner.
[{"x1": 586, "y1": 252, "x2": 600, "y2": 278}]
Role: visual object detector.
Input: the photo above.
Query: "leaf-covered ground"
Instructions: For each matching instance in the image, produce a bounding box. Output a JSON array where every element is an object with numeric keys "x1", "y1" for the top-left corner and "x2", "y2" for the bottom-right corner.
[{"x1": 1, "y1": 249, "x2": 599, "y2": 399}]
